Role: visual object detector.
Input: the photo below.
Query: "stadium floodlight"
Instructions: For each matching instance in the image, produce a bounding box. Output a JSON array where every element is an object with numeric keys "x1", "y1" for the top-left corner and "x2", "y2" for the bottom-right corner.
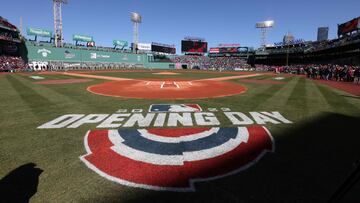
[
  {"x1": 53, "y1": 0, "x2": 68, "y2": 47},
  {"x1": 264, "y1": 20, "x2": 274, "y2": 28},
  {"x1": 131, "y1": 12, "x2": 142, "y2": 53},
  {"x1": 256, "y1": 20, "x2": 274, "y2": 47},
  {"x1": 131, "y1": 12, "x2": 142, "y2": 23}
]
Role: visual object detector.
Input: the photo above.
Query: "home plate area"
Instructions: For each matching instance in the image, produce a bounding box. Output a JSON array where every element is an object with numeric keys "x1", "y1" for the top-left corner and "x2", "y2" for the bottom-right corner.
[
  {"x1": 87, "y1": 79, "x2": 247, "y2": 100},
  {"x1": 146, "y1": 81, "x2": 192, "y2": 89}
]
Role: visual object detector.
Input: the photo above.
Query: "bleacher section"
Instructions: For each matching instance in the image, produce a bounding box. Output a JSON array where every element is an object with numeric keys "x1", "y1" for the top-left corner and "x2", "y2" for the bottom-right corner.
[
  {"x1": 255, "y1": 31, "x2": 360, "y2": 65},
  {"x1": 0, "y1": 16, "x2": 27, "y2": 71},
  {"x1": 173, "y1": 55, "x2": 251, "y2": 70}
]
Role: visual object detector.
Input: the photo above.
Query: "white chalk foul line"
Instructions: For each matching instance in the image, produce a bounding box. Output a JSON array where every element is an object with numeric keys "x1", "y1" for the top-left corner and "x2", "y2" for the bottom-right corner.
[
  {"x1": 174, "y1": 82, "x2": 180, "y2": 88},
  {"x1": 194, "y1": 73, "x2": 262, "y2": 82},
  {"x1": 63, "y1": 72, "x2": 134, "y2": 81}
]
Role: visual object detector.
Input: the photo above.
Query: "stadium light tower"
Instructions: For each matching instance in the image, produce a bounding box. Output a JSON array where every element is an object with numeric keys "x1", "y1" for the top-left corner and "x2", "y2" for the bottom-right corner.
[
  {"x1": 53, "y1": 0, "x2": 68, "y2": 47},
  {"x1": 256, "y1": 20, "x2": 274, "y2": 48},
  {"x1": 131, "y1": 12, "x2": 142, "y2": 53}
]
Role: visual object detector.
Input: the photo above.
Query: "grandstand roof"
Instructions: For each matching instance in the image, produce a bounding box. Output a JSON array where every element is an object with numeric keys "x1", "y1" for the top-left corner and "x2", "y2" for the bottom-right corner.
[{"x1": 0, "y1": 16, "x2": 18, "y2": 32}]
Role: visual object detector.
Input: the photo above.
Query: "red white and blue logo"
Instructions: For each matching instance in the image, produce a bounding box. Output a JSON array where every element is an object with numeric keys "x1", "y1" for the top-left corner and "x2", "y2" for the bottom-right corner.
[
  {"x1": 149, "y1": 104, "x2": 202, "y2": 113},
  {"x1": 80, "y1": 126, "x2": 274, "y2": 192}
]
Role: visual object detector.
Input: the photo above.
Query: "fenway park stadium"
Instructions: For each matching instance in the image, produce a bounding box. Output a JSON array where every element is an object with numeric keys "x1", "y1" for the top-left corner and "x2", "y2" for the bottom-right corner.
[{"x1": 1, "y1": 1, "x2": 360, "y2": 202}]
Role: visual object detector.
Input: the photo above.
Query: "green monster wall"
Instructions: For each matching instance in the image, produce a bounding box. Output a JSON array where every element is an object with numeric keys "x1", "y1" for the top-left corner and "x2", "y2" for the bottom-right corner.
[{"x1": 26, "y1": 41, "x2": 174, "y2": 69}]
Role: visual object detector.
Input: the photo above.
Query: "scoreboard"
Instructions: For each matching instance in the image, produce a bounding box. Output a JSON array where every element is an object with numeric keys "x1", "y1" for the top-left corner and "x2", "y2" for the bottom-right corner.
[
  {"x1": 181, "y1": 40, "x2": 208, "y2": 53},
  {"x1": 151, "y1": 43, "x2": 176, "y2": 54}
]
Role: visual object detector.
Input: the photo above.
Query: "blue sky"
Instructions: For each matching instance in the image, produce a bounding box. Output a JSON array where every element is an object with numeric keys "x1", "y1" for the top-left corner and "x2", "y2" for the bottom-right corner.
[{"x1": 1, "y1": 0, "x2": 359, "y2": 52}]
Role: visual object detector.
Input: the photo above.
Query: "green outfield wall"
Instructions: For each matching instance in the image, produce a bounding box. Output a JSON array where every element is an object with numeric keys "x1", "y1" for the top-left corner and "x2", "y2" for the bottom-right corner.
[{"x1": 26, "y1": 41, "x2": 174, "y2": 69}]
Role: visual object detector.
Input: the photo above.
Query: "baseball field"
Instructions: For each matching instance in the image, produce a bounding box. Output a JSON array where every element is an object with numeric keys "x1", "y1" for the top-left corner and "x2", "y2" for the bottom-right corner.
[{"x1": 1, "y1": 70, "x2": 360, "y2": 202}]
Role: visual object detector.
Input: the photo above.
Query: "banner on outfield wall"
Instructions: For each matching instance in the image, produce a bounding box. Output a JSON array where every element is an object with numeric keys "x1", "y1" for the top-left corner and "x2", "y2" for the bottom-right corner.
[
  {"x1": 113, "y1": 40, "x2": 128, "y2": 47},
  {"x1": 26, "y1": 42, "x2": 146, "y2": 63},
  {"x1": 27, "y1": 27, "x2": 53, "y2": 38},
  {"x1": 73, "y1": 34, "x2": 94, "y2": 42},
  {"x1": 137, "y1": 43, "x2": 152, "y2": 51}
]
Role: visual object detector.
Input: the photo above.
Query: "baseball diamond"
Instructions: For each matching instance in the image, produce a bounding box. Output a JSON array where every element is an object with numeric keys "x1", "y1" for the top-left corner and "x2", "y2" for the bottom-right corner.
[{"x1": 1, "y1": 1, "x2": 360, "y2": 203}]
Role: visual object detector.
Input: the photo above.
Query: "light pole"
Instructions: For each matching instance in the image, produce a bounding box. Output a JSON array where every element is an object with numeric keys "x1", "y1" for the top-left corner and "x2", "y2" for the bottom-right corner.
[
  {"x1": 256, "y1": 20, "x2": 274, "y2": 48},
  {"x1": 131, "y1": 12, "x2": 142, "y2": 53},
  {"x1": 53, "y1": 0, "x2": 68, "y2": 47}
]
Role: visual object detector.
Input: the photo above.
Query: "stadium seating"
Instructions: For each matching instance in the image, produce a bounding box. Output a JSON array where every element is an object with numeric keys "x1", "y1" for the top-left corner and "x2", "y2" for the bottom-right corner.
[
  {"x1": 209, "y1": 57, "x2": 250, "y2": 70},
  {"x1": 173, "y1": 55, "x2": 210, "y2": 69},
  {"x1": 173, "y1": 55, "x2": 250, "y2": 70},
  {"x1": 0, "y1": 55, "x2": 26, "y2": 72},
  {"x1": 255, "y1": 64, "x2": 360, "y2": 83}
]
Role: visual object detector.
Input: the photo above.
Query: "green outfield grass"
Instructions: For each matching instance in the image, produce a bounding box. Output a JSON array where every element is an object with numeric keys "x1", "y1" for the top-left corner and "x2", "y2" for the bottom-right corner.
[{"x1": 1, "y1": 71, "x2": 360, "y2": 202}]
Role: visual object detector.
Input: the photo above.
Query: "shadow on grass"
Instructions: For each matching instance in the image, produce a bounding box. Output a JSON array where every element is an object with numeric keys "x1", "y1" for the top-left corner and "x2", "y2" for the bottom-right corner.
[
  {"x1": 0, "y1": 163, "x2": 43, "y2": 203},
  {"x1": 82, "y1": 113, "x2": 360, "y2": 203}
]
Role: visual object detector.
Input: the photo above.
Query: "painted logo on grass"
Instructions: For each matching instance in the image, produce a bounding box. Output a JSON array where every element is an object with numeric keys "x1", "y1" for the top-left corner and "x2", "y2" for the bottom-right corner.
[
  {"x1": 149, "y1": 104, "x2": 202, "y2": 113},
  {"x1": 38, "y1": 103, "x2": 291, "y2": 191},
  {"x1": 80, "y1": 126, "x2": 274, "y2": 192}
]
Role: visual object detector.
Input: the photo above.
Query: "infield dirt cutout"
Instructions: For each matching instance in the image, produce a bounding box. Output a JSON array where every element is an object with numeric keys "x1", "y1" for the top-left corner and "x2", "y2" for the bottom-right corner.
[{"x1": 64, "y1": 72, "x2": 261, "y2": 99}]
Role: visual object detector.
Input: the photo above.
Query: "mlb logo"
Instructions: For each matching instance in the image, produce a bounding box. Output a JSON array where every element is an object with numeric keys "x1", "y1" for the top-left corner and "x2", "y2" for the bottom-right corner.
[{"x1": 149, "y1": 104, "x2": 202, "y2": 113}]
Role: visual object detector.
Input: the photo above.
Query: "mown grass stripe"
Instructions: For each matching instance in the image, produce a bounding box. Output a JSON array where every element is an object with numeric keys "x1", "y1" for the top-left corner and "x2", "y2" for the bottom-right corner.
[
  {"x1": 257, "y1": 76, "x2": 300, "y2": 110},
  {"x1": 316, "y1": 82, "x2": 360, "y2": 114},
  {"x1": 12, "y1": 74, "x2": 91, "y2": 111},
  {"x1": 235, "y1": 83, "x2": 287, "y2": 111},
  {"x1": 306, "y1": 79, "x2": 332, "y2": 112},
  {"x1": 6, "y1": 75, "x2": 59, "y2": 117},
  {"x1": 286, "y1": 77, "x2": 308, "y2": 113},
  {"x1": 0, "y1": 75, "x2": 34, "y2": 116}
]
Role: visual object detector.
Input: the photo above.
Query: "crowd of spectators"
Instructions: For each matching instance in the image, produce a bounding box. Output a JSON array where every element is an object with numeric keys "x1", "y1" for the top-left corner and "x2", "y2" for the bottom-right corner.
[
  {"x1": 255, "y1": 64, "x2": 304, "y2": 74},
  {"x1": 173, "y1": 55, "x2": 210, "y2": 69},
  {"x1": 304, "y1": 65, "x2": 360, "y2": 83},
  {"x1": 255, "y1": 64, "x2": 360, "y2": 84},
  {"x1": 0, "y1": 31, "x2": 16, "y2": 41},
  {"x1": 0, "y1": 55, "x2": 26, "y2": 72},
  {"x1": 173, "y1": 55, "x2": 250, "y2": 70},
  {"x1": 209, "y1": 57, "x2": 250, "y2": 70}
]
